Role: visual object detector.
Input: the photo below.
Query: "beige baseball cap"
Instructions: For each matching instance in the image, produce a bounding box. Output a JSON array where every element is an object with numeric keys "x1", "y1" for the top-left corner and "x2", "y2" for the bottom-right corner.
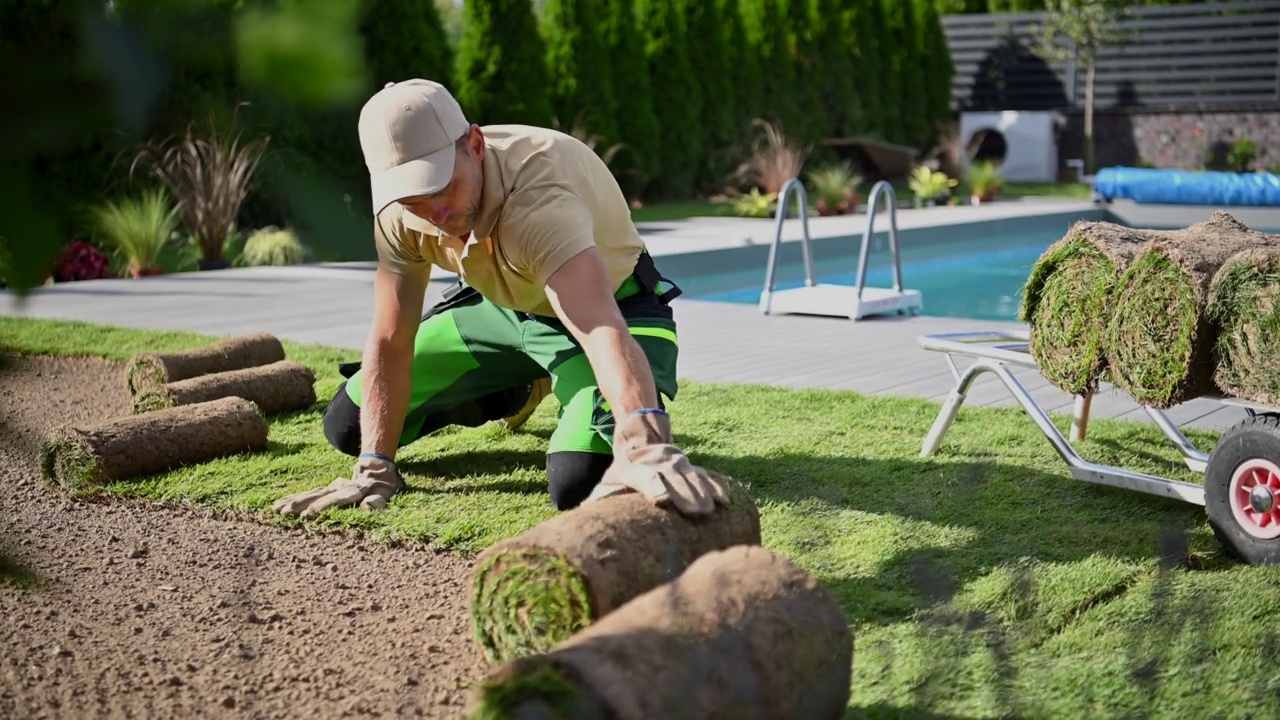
[{"x1": 358, "y1": 79, "x2": 471, "y2": 215}]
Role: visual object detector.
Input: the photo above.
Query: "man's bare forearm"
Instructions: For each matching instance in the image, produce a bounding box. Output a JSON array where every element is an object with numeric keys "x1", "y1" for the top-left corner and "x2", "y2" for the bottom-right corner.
[
  {"x1": 359, "y1": 338, "x2": 415, "y2": 459},
  {"x1": 581, "y1": 326, "x2": 660, "y2": 424}
]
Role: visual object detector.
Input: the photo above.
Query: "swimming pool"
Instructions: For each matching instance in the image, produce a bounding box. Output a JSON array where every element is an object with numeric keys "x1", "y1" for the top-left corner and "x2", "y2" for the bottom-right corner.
[{"x1": 666, "y1": 211, "x2": 1280, "y2": 322}]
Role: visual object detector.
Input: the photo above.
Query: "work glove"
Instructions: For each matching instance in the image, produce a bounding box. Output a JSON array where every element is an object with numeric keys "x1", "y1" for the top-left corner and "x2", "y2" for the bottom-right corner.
[
  {"x1": 586, "y1": 409, "x2": 732, "y2": 517},
  {"x1": 272, "y1": 454, "x2": 404, "y2": 519}
]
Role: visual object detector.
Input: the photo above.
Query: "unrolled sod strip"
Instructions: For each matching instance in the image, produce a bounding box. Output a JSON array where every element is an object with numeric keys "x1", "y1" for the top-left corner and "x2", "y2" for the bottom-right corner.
[
  {"x1": 1207, "y1": 246, "x2": 1280, "y2": 407},
  {"x1": 1018, "y1": 219, "x2": 1153, "y2": 396},
  {"x1": 464, "y1": 544, "x2": 854, "y2": 720},
  {"x1": 131, "y1": 359, "x2": 317, "y2": 416},
  {"x1": 41, "y1": 396, "x2": 269, "y2": 491},
  {"x1": 125, "y1": 331, "x2": 286, "y2": 394},
  {"x1": 469, "y1": 476, "x2": 762, "y2": 663},
  {"x1": 1104, "y1": 211, "x2": 1280, "y2": 408}
]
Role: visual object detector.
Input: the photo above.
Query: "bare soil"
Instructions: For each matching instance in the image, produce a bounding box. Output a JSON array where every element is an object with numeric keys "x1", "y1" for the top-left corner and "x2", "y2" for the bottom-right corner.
[{"x1": 0, "y1": 352, "x2": 486, "y2": 719}]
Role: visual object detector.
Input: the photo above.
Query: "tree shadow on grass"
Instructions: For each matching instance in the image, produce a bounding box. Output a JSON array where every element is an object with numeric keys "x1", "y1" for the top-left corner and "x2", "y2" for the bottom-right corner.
[
  {"x1": 681, "y1": 442, "x2": 1250, "y2": 717},
  {"x1": 688, "y1": 445, "x2": 1208, "y2": 626}
]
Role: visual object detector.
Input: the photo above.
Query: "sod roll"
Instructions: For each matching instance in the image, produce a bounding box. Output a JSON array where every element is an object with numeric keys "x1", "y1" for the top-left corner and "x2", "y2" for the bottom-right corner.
[
  {"x1": 131, "y1": 359, "x2": 317, "y2": 416},
  {"x1": 40, "y1": 396, "x2": 269, "y2": 491},
  {"x1": 1018, "y1": 219, "x2": 1154, "y2": 395},
  {"x1": 1103, "y1": 211, "x2": 1280, "y2": 408},
  {"x1": 1207, "y1": 246, "x2": 1280, "y2": 407},
  {"x1": 125, "y1": 331, "x2": 285, "y2": 394},
  {"x1": 465, "y1": 544, "x2": 854, "y2": 720},
  {"x1": 469, "y1": 476, "x2": 761, "y2": 663}
]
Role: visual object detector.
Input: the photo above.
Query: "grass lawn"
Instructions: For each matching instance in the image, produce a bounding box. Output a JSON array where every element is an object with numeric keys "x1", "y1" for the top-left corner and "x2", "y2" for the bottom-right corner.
[
  {"x1": 630, "y1": 182, "x2": 1093, "y2": 223},
  {"x1": 4, "y1": 316, "x2": 1278, "y2": 719},
  {"x1": 1001, "y1": 181, "x2": 1094, "y2": 199},
  {"x1": 629, "y1": 199, "x2": 740, "y2": 223}
]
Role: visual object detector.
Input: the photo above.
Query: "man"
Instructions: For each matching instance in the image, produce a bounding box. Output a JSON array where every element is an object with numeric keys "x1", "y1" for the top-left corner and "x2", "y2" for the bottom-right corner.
[{"x1": 272, "y1": 79, "x2": 729, "y2": 520}]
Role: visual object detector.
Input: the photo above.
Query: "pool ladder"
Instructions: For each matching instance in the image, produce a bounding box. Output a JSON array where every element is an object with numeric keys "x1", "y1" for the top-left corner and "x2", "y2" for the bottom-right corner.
[{"x1": 758, "y1": 178, "x2": 923, "y2": 321}]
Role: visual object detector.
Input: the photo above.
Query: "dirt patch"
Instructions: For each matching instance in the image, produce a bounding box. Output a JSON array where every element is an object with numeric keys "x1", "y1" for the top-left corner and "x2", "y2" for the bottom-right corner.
[{"x1": 0, "y1": 352, "x2": 486, "y2": 718}]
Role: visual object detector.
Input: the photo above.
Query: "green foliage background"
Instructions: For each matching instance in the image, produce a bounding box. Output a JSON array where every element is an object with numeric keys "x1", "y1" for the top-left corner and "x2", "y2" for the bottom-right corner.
[{"x1": 0, "y1": 0, "x2": 1201, "y2": 288}]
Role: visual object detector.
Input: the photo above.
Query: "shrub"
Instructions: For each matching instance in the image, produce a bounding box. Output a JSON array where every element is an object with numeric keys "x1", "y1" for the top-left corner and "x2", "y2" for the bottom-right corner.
[
  {"x1": 51, "y1": 240, "x2": 112, "y2": 283},
  {"x1": 91, "y1": 188, "x2": 180, "y2": 275},
  {"x1": 966, "y1": 160, "x2": 1003, "y2": 202},
  {"x1": 731, "y1": 188, "x2": 776, "y2": 218},
  {"x1": 238, "y1": 226, "x2": 306, "y2": 266},
  {"x1": 908, "y1": 165, "x2": 958, "y2": 204},
  {"x1": 1228, "y1": 138, "x2": 1256, "y2": 173},
  {"x1": 131, "y1": 117, "x2": 270, "y2": 267},
  {"x1": 733, "y1": 118, "x2": 812, "y2": 196},
  {"x1": 807, "y1": 162, "x2": 863, "y2": 216}
]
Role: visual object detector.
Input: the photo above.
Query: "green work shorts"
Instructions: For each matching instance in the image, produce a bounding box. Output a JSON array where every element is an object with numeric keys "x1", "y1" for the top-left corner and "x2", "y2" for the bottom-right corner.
[{"x1": 337, "y1": 271, "x2": 680, "y2": 456}]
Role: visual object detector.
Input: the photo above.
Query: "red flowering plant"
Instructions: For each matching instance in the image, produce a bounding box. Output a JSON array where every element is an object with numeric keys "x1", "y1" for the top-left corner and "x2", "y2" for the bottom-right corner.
[{"x1": 51, "y1": 239, "x2": 112, "y2": 283}]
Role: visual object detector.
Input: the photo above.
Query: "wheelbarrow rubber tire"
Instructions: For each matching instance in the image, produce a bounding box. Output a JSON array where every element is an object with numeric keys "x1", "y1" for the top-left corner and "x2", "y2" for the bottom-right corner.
[{"x1": 1204, "y1": 413, "x2": 1280, "y2": 566}]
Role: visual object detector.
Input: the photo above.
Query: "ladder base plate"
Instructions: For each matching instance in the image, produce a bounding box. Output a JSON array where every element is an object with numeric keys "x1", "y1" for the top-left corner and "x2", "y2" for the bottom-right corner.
[{"x1": 761, "y1": 284, "x2": 924, "y2": 320}]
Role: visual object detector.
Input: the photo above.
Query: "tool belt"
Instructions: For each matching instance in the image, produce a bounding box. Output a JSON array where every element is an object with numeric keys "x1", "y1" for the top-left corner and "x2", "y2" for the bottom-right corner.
[{"x1": 620, "y1": 251, "x2": 683, "y2": 304}]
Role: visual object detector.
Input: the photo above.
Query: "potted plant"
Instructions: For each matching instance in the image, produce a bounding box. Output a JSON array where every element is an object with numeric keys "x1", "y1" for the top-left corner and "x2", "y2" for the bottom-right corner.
[
  {"x1": 966, "y1": 160, "x2": 1003, "y2": 205},
  {"x1": 807, "y1": 162, "x2": 863, "y2": 216},
  {"x1": 91, "y1": 188, "x2": 180, "y2": 278},
  {"x1": 731, "y1": 188, "x2": 778, "y2": 218},
  {"x1": 908, "y1": 165, "x2": 958, "y2": 207},
  {"x1": 131, "y1": 116, "x2": 269, "y2": 271}
]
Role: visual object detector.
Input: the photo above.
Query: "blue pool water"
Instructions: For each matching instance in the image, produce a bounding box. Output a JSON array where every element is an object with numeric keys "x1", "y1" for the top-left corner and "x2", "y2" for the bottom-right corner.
[{"x1": 676, "y1": 227, "x2": 1069, "y2": 322}]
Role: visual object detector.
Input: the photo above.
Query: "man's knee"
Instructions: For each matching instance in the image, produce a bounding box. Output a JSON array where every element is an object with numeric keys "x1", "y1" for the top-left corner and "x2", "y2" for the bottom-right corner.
[
  {"x1": 546, "y1": 451, "x2": 612, "y2": 511},
  {"x1": 323, "y1": 382, "x2": 362, "y2": 457}
]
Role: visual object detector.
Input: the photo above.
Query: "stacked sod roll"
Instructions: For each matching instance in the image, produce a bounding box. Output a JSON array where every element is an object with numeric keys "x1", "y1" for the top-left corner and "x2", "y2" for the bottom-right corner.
[
  {"x1": 39, "y1": 332, "x2": 310, "y2": 493},
  {"x1": 125, "y1": 331, "x2": 285, "y2": 394},
  {"x1": 469, "y1": 475, "x2": 761, "y2": 663},
  {"x1": 1103, "y1": 212, "x2": 1279, "y2": 408},
  {"x1": 1018, "y1": 219, "x2": 1156, "y2": 395},
  {"x1": 1207, "y1": 246, "x2": 1280, "y2": 407},
  {"x1": 131, "y1": 359, "x2": 317, "y2": 416},
  {"x1": 465, "y1": 544, "x2": 854, "y2": 720},
  {"x1": 41, "y1": 396, "x2": 269, "y2": 490}
]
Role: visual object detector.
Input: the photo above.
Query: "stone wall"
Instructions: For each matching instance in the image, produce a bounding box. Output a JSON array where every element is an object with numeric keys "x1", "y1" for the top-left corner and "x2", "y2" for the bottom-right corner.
[{"x1": 1056, "y1": 106, "x2": 1280, "y2": 177}]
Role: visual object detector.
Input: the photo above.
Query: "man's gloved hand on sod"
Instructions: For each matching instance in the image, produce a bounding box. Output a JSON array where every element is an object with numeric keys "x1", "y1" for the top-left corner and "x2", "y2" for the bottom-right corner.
[
  {"x1": 586, "y1": 408, "x2": 732, "y2": 516},
  {"x1": 272, "y1": 452, "x2": 404, "y2": 519}
]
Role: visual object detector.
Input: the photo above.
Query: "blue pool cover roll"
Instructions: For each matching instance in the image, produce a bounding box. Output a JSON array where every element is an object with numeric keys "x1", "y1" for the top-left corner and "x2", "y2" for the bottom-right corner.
[{"x1": 1094, "y1": 166, "x2": 1280, "y2": 206}]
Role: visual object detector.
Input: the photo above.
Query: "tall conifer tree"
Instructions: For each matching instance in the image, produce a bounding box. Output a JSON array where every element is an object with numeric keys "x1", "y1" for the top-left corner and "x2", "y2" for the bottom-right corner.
[
  {"x1": 539, "y1": 0, "x2": 619, "y2": 148},
  {"x1": 598, "y1": 0, "x2": 660, "y2": 200},
  {"x1": 455, "y1": 0, "x2": 554, "y2": 126},
  {"x1": 635, "y1": 0, "x2": 704, "y2": 199}
]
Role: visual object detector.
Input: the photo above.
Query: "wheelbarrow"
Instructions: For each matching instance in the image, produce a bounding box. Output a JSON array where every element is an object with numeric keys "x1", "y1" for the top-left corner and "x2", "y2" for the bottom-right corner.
[{"x1": 917, "y1": 330, "x2": 1280, "y2": 566}]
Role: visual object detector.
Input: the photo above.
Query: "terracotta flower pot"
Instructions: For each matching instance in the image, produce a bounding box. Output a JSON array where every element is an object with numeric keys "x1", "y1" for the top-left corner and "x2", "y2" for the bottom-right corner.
[{"x1": 130, "y1": 266, "x2": 165, "y2": 278}]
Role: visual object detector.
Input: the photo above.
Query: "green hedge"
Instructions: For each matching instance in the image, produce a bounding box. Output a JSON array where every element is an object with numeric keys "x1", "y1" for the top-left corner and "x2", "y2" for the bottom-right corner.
[{"x1": 5, "y1": 0, "x2": 965, "y2": 263}]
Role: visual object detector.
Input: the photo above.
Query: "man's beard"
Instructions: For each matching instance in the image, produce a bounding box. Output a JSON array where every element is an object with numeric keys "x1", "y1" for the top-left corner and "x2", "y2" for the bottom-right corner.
[{"x1": 439, "y1": 204, "x2": 479, "y2": 239}]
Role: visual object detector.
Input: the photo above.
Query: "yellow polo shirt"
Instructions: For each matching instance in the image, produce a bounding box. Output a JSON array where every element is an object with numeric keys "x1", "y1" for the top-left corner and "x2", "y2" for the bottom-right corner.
[{"x1": 372, "y1": 125, "x2": 646, "y2": 318}]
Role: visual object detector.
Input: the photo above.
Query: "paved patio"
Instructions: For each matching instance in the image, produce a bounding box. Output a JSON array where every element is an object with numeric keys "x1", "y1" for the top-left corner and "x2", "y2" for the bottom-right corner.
[{"x1": 4, "y1": 198, "x2": 1279, "y2": 442}]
